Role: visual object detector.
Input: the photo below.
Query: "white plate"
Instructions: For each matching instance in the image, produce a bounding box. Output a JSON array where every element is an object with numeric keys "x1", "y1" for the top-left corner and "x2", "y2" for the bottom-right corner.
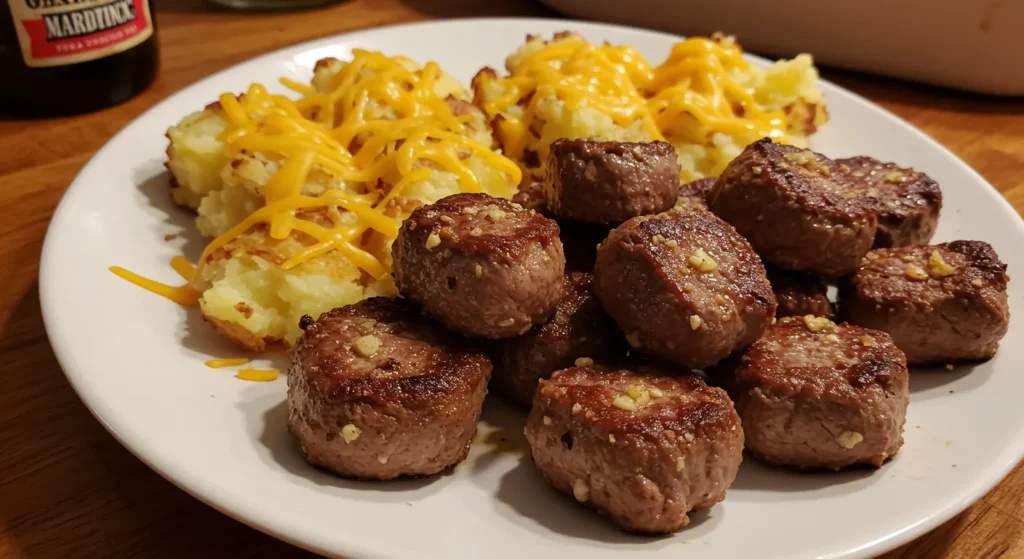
[{"x1": 39, "y1": 18, "x2": 1024, "y2": 559}]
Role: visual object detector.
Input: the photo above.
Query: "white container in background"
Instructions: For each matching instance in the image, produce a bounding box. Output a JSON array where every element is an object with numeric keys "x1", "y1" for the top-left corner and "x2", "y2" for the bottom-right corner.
[{"x1": 539, "y1": 0, "x2": 1024, "y2": 96}]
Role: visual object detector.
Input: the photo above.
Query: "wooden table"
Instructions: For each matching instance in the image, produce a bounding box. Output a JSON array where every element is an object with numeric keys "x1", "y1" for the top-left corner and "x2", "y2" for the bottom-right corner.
[{"x1": 1, "y1": 0, "x2": 1022, "y2": 557}]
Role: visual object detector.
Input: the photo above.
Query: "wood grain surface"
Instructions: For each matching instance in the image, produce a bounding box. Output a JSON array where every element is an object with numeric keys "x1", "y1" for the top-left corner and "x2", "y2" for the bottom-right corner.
[{"x1": 1, "y1": 0, "x2": 1022, "y2": 557}]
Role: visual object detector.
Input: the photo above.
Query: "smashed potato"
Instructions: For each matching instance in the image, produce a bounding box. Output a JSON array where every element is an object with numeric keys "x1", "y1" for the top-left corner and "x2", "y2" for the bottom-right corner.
[
  {"x1": 473, "y1": 32, "x2": 829, "y2": 182},
  {"x1": 191, "y1": 210, "x2": 397, "y2": 350},
  {"x1": 166, "y1": 53, "x2": 518, "y2": 350}
]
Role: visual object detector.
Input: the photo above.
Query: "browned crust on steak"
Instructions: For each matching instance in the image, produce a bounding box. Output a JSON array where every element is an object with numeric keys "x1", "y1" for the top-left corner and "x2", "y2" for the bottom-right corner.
[
  {"x1": 840, "y1": 241, "x2": 1010, "y2": 364},
  {"x1": 287, "y1": 297, "x2": 491, "y2": 479},
  {"x1": 290, "y1": 298, "x2": 490, "y2": 408},
  {"x1": 538, "y1": 365, "x2": 741, "y2": 436},
  {"x1": 837, "y1": 156, "x2": 942, "y2": 248},
  {"x1": 709, "y1": 138, "x2": 878, "y2": 277},
  {"x1": 766, "y1": 264, "x2": 834, "y2": 319},
  {"x1": 544, "y1": 139, "x2": 682, "y2": 225},
  {"x1": 595, "y1": 209, "x2": 776, "y2": 369},
  {"x1": 392, "y1": 193, "x2": 566, "y2": 338},
  {"x1": 719, "y1": 317, "x2": 909, "y2": 470},
  {"x1": 398, "y1": 193, "x2": 560, "y2": 257},
  {"x1": 732, "y1": 317, "x2": 905, "y2": 390}
]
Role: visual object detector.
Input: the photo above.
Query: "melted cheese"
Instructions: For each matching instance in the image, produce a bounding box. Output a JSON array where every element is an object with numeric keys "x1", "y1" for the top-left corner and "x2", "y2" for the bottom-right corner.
[
  {"x1": 170, "y1": 255, "x2": 196, "y2": 280},
  {"x1": 205, "y1": 358, "x2": 250, "y2": 368},
  {"x1": 109, "y1": 264, "x2": 199, "y2": 306},
  {"x1": 483, "y1": 35, "x2": 663, "y2": 160},
  {"x1": 203, "y1": 52, "x2": 520, "y2": 278},
  {"x1": 481, "y1": 34, "x2": 794, "y2": 163},
  {"x1": 115, "y1": 50, "x2": 521, "y2": 304},
  {"x1": 236, "y1": 367, "x2": 280, "y2": 382},
  {"x1": 646, "y1": 37, "x2": 788, "y2": 143}
]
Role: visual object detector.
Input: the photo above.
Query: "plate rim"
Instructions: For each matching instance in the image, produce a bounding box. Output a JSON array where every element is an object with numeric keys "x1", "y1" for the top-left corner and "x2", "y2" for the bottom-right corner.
[{"x1": 38, "y1": 16, "x2": 1024, "y2": 559}]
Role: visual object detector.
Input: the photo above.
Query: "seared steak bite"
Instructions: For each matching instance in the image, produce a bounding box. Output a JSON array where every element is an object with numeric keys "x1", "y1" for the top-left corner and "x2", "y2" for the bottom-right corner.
[
  {"x1": 287, "y1": 298, "x2": 491, "y2": 479},
  {"x1": 676, "y1": 177, "x2": 717, "y2": 210},
  {"x1": 545, "y1": 139, "x2": 682, "y2": 225},
  {"x1": 525, "y1": 364, "x2": 744, "y2": 533},
  {"x1": 511, "y1": 180, "x2": 549, "y2": 214},
  {"x1": 766, "y1": 264, "x2": 834, "y2": 319},
  {"x1": 837, "y1": 156, "x2": 942, "y2": 248},
  {"x1": 392, "y1": 192, "x2": 565, "y2": 338},
  {"x1": 492, "y1": 271, "x2": 624, "y2": 407},
  {"x1": 709, "y1": 138, "x2": 878, "y2": 277},
  {"x1": 595, "y1": 209, "x2": 776, "y2": 369},
  {"x1": 718, "y1": 316, "x2": 909, "y2": 470},
  {"x1": 840, "y1": 241, "x2": 1009, "y2": 364}
]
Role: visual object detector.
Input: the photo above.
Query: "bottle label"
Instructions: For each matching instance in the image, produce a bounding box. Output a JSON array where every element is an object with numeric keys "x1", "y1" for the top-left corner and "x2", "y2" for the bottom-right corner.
[{"x1": 8, "y1": 0, "x2": 153, "y2": 68}]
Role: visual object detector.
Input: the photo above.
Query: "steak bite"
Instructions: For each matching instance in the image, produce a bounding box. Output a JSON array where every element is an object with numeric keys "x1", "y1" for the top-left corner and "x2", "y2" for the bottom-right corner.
[
  {"x1": 287, "y1": 298, "x2": 491, "y2": 479},
  {"x1": 676, "y1": 177, "x2": 717, "y2": 210},
  {"x1": 837, "y1": 156, "x2": 942, "y2": 248},
  {"x1": 492, "y1": 271, "x2": 623, "y2": 407},
  {"x1": 840, "y1": 241, "x2": 1010, "y2": 364},
  {"x1": 766, "y1": 264, "x2": 834, "y2": 319},
  {"x1": 719, "y1": 316, "x2": 909, "y2": 470},
  {"x1": 709, "y1": 138, "x2": 878, "y2": 277},
  {"x1": 511, "y1": 180, "x2": 549, "y2": 214},
  {"x1": 594, "y1": 209, "x2": 776, "y2": 369},
  {"x1": 392, "y1": 192, "x2": 565, "y2": 338},
  {"x1": 544, "y1": 139, "x2": 682, "y2": 225},
  {"x1": 525, "y1": 364, "x2": 744, "y2": 533},
  {"x1": 511, "y1": 181, "x2": 610, "y2": 271}
]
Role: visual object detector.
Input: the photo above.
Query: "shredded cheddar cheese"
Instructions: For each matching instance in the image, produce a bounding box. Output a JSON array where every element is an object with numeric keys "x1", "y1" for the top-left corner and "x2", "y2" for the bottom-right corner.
[
  {"x1": 483, "y1": 35, "x2": 662, "y2": 160},
  {"x1": 479, "y1": 33, "x2": 795, "y2": 160},
  {"x1": 235, "y1": 367, "x2": 280, "y2": 382},
  {"x1": 476, "y1": 32, "x2": 825, "y2": 180},
  {"x1": 646, "y1": 37, "x2": 788, "y2": 143},
  {"x1": 115, "y1": 49, "x2": 521, "y2": 305},
  {"x1": 205, "y1": 358, "x2": 250, "y2": 368},
  {"x1": 169, "y1": 255, "x2": 196, "y2": 280},
  {"x1": 203, "y1": 51, "x2": 520, "y2": 278},
  {"x1": 108, "y1": 264, "x2": 200, "y2": 306}
]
